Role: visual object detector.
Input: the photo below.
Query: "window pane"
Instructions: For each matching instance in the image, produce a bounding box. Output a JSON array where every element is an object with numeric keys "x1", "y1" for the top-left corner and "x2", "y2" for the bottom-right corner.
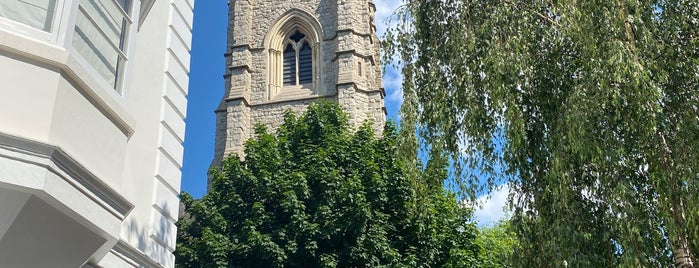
[
  {"x1": 289, "y1": 31, "x2": 305, "y2": 43},
  {"x1": 0, "y1": 0, "x2": 56, "y2": 31},
  {"x1": 283, "y1": 44, "x2": 296, "y2": 86},
  {"x1": 116, "y1": 0, "x2": 131, "y2": 12},
  {"x1": 73, "y1": 0, "x2": 130, "y2": 89},
  {"x1": 298, "y1": 42, "x2": 312, "y2": 84},
  {"x1": 80, "y1": 0, "x2": 126, "y2": 47},
  {"x1": 73, "y1": 13, "x2": 120, "y2": 87}
]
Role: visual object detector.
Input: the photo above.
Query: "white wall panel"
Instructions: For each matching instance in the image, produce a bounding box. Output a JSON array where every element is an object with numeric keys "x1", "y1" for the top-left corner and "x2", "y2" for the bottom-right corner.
[
  {"x1": 158, "y1": 127, "x2": 183, "y2": 168},
  {"x1": 167, "y1": 34, "x2": 190, "y2": 71},
  {"x1": 172, "y1": 1, "x2": 193, "y2": 31},
  {"x1": 166, "y1": 54, "x2": 188, "y2": 94},
  {"x1": 164, "y1": 75, "x2": 188, "y2": 117},
  {"x1": 153, "y1": 179, "x2": 179, "y2": 221},
  {"x1": 156, "y1": 151, "x2": 182, "y2": 191},
  {"x1": 161, "y1": 102, "x2": 186, "y2": 142},
  {"x1": 169, "y1": 10, "x2": 192, "y2": 49}
]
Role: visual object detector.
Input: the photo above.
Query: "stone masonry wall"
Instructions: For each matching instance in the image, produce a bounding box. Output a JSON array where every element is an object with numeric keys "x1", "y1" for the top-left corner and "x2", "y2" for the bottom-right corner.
[{"x1": 213, "y1": 0, "x2": 386, "y2": 171}]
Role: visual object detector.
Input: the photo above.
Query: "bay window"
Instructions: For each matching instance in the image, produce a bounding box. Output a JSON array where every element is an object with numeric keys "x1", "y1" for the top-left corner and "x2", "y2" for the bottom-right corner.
[
  {"x1": 0, "y1": 0, "x2": 56, "y2": 31},
  {"x1": 72, "y1": 0, "x2": 132, "y2": 91}
]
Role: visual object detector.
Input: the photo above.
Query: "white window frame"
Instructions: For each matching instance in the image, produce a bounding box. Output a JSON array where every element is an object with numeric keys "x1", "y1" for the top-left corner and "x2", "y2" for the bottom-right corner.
[
  {"x1": 0, "y1": 0, "x2": 65, "y2": 43},
  {"x1": 68, "y1": 0, "x2": 136, "y2": 94}
]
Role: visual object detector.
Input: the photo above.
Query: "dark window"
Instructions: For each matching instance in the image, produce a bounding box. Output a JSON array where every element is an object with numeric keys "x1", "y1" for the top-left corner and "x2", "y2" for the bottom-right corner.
[
  {"x1": 298, "y1": 42, "x2": 313, "y2": 84},
  {"x1": 281, "y1": 30, "x2": 314, "y2": 86},
  {"x1": 289, "y1": 31, "x2": 305, "y2": 43},
  {"x1": 283, "y1": 44, "x2": 296, "y2": 86}
]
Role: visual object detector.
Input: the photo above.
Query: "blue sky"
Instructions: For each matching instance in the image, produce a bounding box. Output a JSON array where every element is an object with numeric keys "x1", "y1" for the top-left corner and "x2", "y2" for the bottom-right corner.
[
  {"x1": 181, "y1": 0, "x2": 403, "y2": 199},
  {"x1": 181, "y1": 0, "x2": 507, "y2": 225},
  {"x1": 180, "y1": 0, "x2": 227, "y2": 199}
]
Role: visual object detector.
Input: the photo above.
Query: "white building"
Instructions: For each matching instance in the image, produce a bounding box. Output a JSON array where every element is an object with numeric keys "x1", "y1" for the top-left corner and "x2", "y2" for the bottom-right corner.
[{"x1": 0, "y1": 0, "x2": 194, "y2": 266}]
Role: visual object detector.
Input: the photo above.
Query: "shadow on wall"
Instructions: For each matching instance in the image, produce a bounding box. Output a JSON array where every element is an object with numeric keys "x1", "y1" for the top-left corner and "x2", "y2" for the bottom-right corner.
[
  {"x1": 119, "y1": 200, "x2": 177, "y2": 267},
  {"x1": 317, "y1": 0, "x2": 338, "y2": 38}
]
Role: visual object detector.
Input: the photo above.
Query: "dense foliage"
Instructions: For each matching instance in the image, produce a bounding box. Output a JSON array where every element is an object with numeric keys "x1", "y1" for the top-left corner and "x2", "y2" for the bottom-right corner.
[
  {"x1": 385, "y1": 0, "x2": 698, "y2": 266},
  {"x1": 476, "y1": 220, "x2": 519, "y2": 268},
  {"x1": 175, "y1": 102, "x2": 479, "y2": 267}
]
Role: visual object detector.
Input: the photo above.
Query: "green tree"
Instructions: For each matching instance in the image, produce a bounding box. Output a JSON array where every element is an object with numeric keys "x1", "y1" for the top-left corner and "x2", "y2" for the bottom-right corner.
[
  {"x1": 175, "y1": 101, "x2": 479, "y2": 267},
  {"x1": 385, "y1": 0, "x2": 698, "y2": 267},
  {"x1": 476, "y1": 220, "x2": 519, "y2": 268}
]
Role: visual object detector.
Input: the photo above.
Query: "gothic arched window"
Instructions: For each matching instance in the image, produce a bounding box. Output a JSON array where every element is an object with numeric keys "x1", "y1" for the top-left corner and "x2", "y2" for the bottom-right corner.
[
  {"x1": 282, "y1": 31, "x2": 313, "y2": 86},
  {"x1": 265, "y1": 10, "x2": 323, "y2": 100}
]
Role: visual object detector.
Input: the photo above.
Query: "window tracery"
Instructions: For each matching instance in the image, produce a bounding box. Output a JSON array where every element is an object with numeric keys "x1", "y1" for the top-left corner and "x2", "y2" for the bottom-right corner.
[
  {"x1": 264, "y1": 10, "x2": 322, "y2": 100},
  {"x1": 282, "y1": 31, "x2": 313, "y2": 86}
]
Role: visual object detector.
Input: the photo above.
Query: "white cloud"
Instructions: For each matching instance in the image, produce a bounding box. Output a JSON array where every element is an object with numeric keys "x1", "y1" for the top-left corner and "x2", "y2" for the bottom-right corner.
[
  {"x1": 374, "y1": 0, "x2": 405, "y2": 37},
  {"x1": 374, "y1": 1, "x2": 406, "y2": 112},
  {"x1": 382, "y1": 65, "x2": 403, "y2": 106},
  {"x1": 473, "y1": 185, "x2": 511, "y2": 226}
]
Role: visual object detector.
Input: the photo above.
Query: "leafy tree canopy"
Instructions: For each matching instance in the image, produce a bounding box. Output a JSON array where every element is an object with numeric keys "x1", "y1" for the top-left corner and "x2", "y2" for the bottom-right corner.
[
  {"x1": 476, "y1": 220, "x2": 519, "y2": 268},
  {"x1": 175, "y1": 101, "x2": 480, "y2": 267},
  {"x1": 385, "y1": 0, "x2": 698, "y2": 266}
]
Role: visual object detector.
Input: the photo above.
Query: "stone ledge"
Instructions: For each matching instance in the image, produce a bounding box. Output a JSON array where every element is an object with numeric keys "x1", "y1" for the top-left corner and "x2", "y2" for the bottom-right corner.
[
  {"x1": 110, "y1": 240, "x2": 165, "y2": 268},
  {"x1": 0, "y1": 131, "x2": 134, "y2": 220}
]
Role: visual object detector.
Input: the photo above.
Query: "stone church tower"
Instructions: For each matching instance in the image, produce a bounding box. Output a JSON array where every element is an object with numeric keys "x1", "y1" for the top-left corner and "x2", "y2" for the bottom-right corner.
[{"x1": 213, "y1": 0, "x2": 386, "y2": 165}]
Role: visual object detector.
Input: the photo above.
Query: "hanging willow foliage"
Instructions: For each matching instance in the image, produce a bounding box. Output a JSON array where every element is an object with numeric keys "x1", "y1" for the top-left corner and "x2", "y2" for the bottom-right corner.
[{"x1": 384, "y1": 0, "x2": 698, "y2": 266}]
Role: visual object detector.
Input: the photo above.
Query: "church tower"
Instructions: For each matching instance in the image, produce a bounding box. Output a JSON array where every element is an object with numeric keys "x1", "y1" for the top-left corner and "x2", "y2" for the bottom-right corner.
[{"x1": 213, "y1": 0, "x2": 386, "y2": 165}]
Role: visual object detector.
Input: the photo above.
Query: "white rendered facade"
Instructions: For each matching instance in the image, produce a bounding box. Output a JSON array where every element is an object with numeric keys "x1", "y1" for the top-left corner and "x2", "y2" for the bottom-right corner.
[{"x1": 0, "y1": 0, "x2": 194, "y2": 266}]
